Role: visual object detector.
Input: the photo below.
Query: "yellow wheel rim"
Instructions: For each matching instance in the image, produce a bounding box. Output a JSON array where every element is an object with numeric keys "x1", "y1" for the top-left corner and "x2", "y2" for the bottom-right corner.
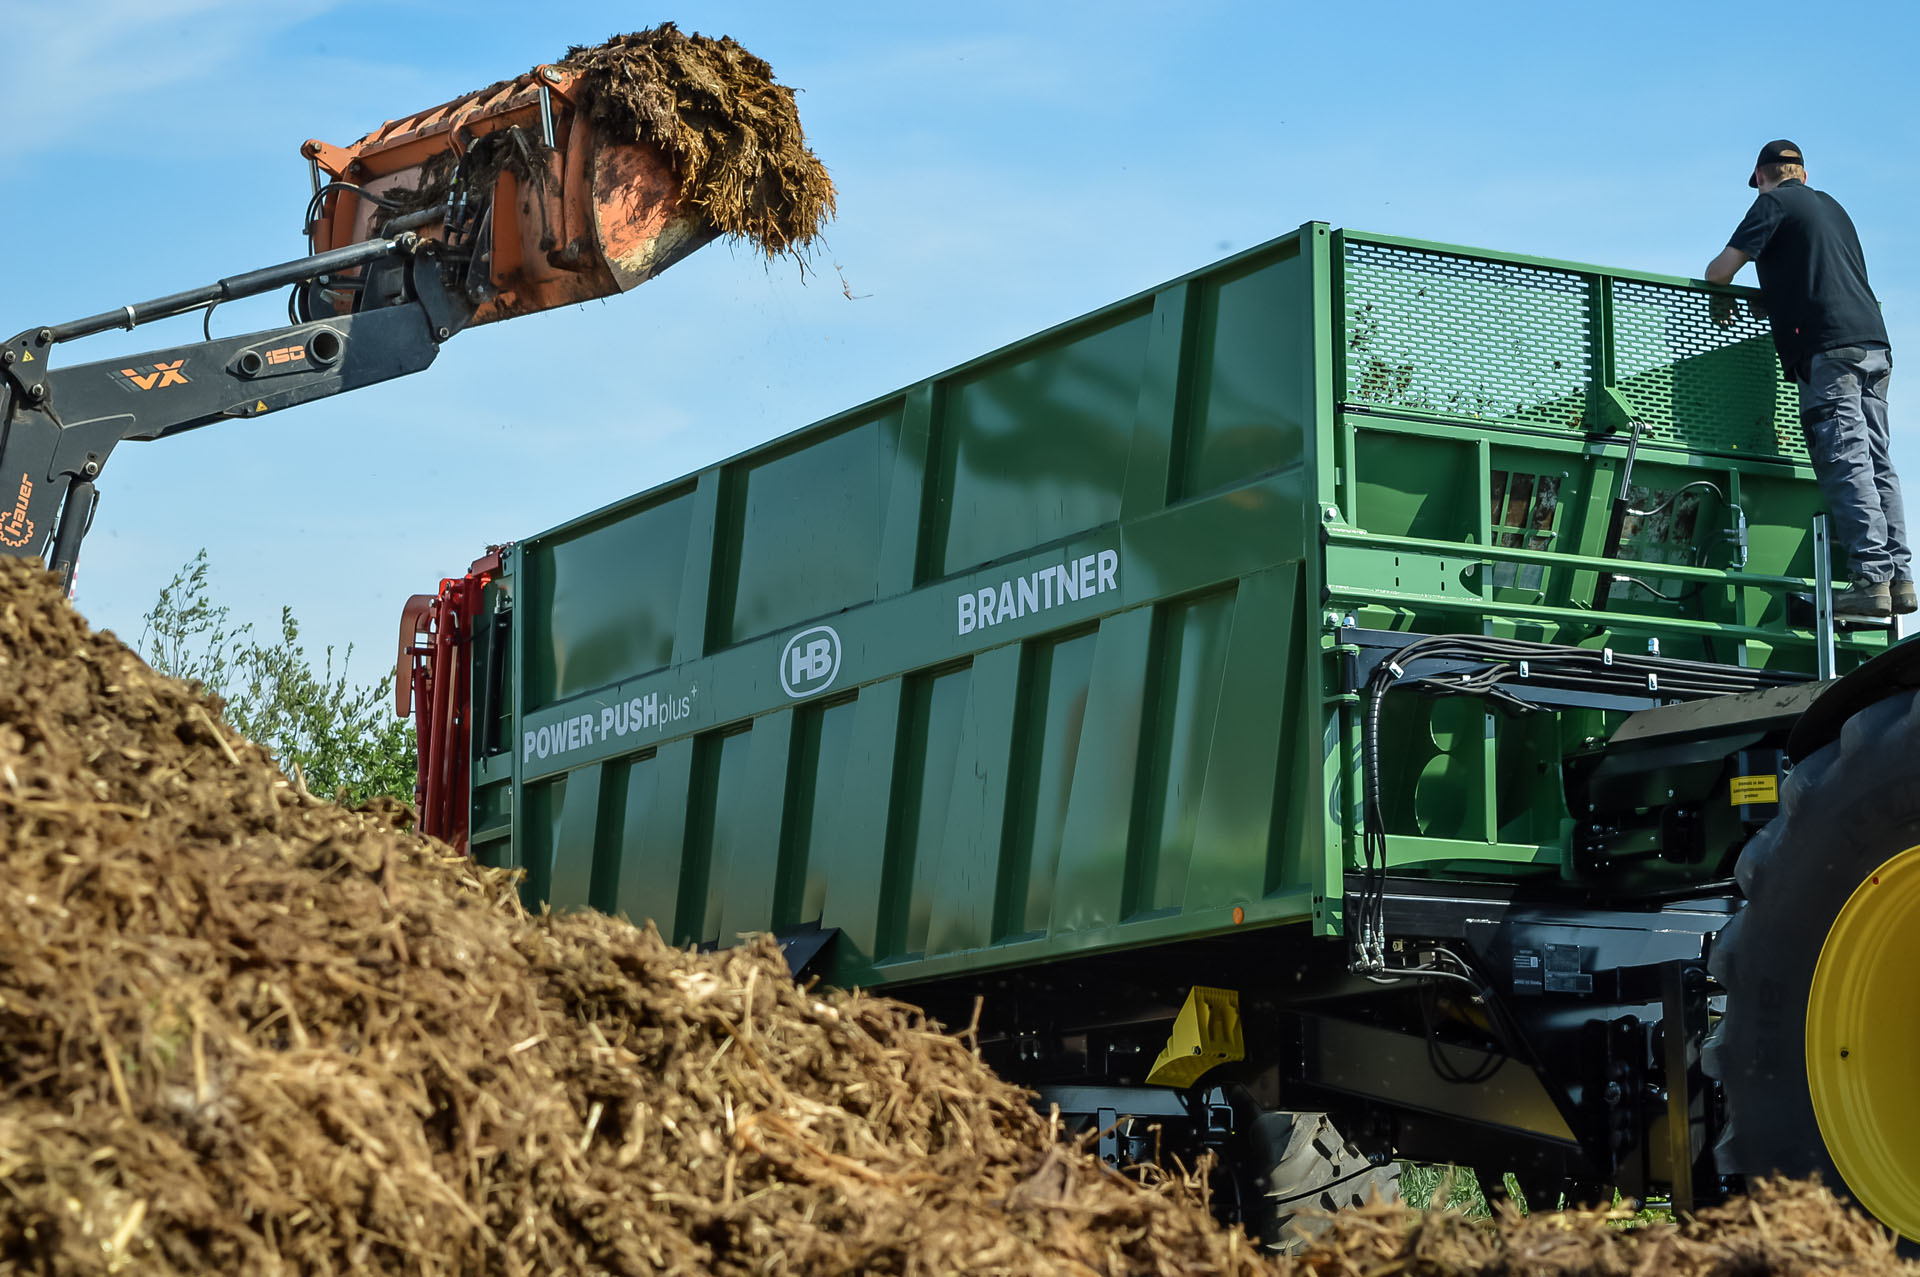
[{"x1": 1807, "y1": 844, "x2": 1920, "y2": 1242}]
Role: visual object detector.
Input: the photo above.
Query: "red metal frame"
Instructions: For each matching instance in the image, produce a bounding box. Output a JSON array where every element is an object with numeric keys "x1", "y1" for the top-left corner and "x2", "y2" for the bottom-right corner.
[{"x1": 397, "y1": 548, "x2": 503, "y2": 850}]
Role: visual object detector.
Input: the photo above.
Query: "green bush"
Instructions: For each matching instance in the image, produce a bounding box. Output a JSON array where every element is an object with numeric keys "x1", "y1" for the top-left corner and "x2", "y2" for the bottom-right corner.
[{"x1": 138, "y1": 550, "x2": 416, "y2": 806}]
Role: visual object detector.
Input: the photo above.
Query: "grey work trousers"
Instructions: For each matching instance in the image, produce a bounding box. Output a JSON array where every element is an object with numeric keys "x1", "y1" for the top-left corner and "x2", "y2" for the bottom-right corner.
[{"x1": 1798, "y1": 345, "x2": 1910, "y2": 584}]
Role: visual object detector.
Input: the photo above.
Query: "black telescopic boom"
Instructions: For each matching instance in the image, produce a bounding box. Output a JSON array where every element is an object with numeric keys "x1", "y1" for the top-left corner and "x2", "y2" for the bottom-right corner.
[
  {"x1": 0, "y1": 234, "x2": 462, "y2": 594},
  {"x1": 45, "y1": 236, "x2": 412, "y2": 345}
]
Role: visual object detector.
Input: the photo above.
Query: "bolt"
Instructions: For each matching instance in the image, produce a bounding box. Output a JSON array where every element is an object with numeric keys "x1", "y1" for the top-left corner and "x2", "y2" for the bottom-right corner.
[
  {"x1": 436, "y1": 327, "x2": 451, "y2": 340},
  {"x1": 82, "y1": 461, "x2": 99, "y2": 478},
  {"x1": 27, "y1": 383, "x2": 45, "y2": 401},
  {"x1": 542, "y1": 67, "x2": 563, "y2": 82},
  {"x1": 35, "y1": 329, "x2": 50, "y2": 345},
  {"x1": 1840, "y1": 1048, "x2": 1850, "y2": 1059},
  {"x1": 1603, "y1": 1081, "x2": 1624, "y2": 1104},
  {"x1": 1, "y1": 350, "x2": 12, "y2": 366}
]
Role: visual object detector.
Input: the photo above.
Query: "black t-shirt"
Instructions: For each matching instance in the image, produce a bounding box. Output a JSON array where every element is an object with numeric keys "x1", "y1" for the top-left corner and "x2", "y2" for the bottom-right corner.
[{"x1": 1728, "y1": 179, "x2": 1888, "y2": 378}]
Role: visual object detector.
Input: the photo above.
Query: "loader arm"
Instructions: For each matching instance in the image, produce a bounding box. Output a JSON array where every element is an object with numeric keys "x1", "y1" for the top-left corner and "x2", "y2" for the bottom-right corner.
[
  {"x1": 0, "y1": 234, "x2": 472, "y2": 589},
  {"x1": 0, "y1": 36, "x2": 826, "y2": 595}
]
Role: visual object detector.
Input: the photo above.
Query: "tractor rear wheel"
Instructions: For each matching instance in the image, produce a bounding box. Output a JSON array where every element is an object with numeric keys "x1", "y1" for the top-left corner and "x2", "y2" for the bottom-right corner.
[
  {"x1": 1239, "y1": 1112, "x2": 1399, "y2": 1254},
  {"x1": 1706, "y1": 687, "x2": 1920, "y2": 1246}
]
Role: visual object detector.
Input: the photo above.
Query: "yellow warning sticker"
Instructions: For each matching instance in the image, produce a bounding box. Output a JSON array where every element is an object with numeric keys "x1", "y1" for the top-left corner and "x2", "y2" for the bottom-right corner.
[
  {"x1": 255, "y1": 401, "x2": 267, "y2": 412},
  {"x1": 19, "y1": 349, "x2": 33, "y2": 362},
  {"x1": 1730, "y1": 774, "x2": 1778, "y2": 805}
]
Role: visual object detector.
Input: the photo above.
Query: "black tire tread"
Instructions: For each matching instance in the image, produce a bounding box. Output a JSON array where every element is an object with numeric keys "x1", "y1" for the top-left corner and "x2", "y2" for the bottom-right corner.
[
  {"x1": 1242, "y1": 1112, "x2": 1400, "y2": 1255},
  {"x1": 1704, "y1": 684, "x2": 1920, "y2": 1238}
]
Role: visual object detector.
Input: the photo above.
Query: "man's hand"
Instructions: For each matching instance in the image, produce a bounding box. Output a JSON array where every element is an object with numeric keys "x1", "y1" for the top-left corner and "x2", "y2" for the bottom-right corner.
[
  {"x1": 1704, "y1": 247, "x2": 1752, "y2": 329},
  {"x1": 1704, "y1": 246, "x2": 1749, "y2": 286}
]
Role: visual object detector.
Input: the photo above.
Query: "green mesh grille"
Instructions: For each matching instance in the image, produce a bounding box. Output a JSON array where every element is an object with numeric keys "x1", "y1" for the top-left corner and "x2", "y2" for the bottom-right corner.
[
  {"x1": 1342, "y1": 239, "x2": 1804, "y2": 462},
  {"x1": 1608, "y1": 279, "x2": 1805, "y2": 461},
  {"x1": 1344, "y1": 241, "x2": 1590, "y2": 429}
]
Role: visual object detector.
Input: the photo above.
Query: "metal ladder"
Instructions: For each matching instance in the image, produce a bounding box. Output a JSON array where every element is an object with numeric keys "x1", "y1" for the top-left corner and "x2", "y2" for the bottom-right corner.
[{"x1": 1813, "y1": 513, "x2": 1907, "y2": 680}]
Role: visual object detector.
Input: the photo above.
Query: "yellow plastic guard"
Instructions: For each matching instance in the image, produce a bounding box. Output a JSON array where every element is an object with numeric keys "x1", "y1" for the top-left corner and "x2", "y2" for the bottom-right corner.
[
  {"x1": 1730, "y1": 775, "x2": 1779, "y2": 805},
  {"x1": 1146, "y1": 986, "x2": 1244, "y2": 1088}
]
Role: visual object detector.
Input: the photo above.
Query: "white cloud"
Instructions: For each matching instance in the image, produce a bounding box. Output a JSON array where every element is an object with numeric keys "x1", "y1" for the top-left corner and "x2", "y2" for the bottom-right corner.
[{"x1": 0, "y1": 0, "x2": 349, "y2": 164}]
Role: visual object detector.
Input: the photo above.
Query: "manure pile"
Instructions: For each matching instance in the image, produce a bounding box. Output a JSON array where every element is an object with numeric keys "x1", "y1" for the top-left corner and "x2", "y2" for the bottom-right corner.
[
  {"x1": 0, "y1": 555, "x2": 1250, "y2": 1274},
  {"x1": 0, "y1": 552, "x2": 1910, "y2": 1276},
  {"x1": 1299, "y1": 1178, "x2": 1914, "y2": 1276}
]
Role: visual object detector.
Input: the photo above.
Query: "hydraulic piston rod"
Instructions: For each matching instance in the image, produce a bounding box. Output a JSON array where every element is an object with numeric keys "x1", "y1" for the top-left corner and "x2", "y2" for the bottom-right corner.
[{"x1": 44, "y1": 238, "x2": 411, "y2": 345}]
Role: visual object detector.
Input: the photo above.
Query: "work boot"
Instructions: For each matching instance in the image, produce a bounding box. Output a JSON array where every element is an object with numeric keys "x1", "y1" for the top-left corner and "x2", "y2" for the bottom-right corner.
[
  {"x1": 1834, "y1": 578, "x2": 1892, "y2": 621},
  {"x1": 1894, "y1": 579, "x2": 1918, "y2": 615}
]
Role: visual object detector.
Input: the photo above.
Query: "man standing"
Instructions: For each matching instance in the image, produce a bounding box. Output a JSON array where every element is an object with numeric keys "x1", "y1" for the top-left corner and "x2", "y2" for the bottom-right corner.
[{"x1": 1706, "y1": 139, "x2": 1909, "y2": 619}]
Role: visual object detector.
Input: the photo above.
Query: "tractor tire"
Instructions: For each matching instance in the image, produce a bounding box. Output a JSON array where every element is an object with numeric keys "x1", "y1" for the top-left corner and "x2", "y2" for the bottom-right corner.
[
  {"x1": 1704, "y1": 686, "x2": 1920, "y2": 1247},
  {"x1": 1240, "y1": 1112, "x2": 1400, "y2": 1254}
]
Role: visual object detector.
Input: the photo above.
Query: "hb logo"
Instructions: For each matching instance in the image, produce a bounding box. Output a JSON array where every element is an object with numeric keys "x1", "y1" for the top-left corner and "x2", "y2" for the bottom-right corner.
[{"x1": 779, "y1": 625, "x2": 842, "y2": 699}]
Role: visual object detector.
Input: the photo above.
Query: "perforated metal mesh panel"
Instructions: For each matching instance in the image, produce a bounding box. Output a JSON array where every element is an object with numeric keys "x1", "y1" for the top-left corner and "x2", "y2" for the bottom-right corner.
[
  {"x1": 1609, "y1": 280, "x2": 1804, "y2": 461},
  {"x1": 1342, "y1": 238, "x2": 1803, "y2": 462},
  {"x1": 1344, "y1": 241, "x2": 1590, "y2": 429}
]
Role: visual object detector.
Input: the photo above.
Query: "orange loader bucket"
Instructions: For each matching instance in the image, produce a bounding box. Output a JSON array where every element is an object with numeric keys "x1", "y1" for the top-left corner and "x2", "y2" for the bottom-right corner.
[{"x1": 302, "y1": 64, "x2": 715, "y2": 326}]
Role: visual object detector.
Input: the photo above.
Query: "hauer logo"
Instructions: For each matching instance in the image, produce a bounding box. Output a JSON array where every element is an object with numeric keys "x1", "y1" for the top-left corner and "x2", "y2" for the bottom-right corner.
[
  {"x1": 0, "y1": 473, "x2": 33, "y2": 548},
  {"x1": 780, "y1": 625, "x2": 841, "y2": 699}
]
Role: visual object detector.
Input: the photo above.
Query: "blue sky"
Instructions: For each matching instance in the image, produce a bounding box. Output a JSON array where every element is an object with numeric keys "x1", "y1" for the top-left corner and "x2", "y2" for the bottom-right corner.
[{"x1": 7, "y1": 0, "x2": 1919, "y2": 686}]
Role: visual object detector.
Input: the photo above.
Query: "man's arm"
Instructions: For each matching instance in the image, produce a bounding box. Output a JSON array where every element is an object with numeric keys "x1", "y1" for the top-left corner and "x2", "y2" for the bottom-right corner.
[{"x1": 1705, "y1": 246, "x2": 1750, "y2": 285}]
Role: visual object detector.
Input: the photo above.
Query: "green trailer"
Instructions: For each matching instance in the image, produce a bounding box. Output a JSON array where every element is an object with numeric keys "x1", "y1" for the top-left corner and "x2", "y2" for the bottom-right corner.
[{"x1": 403, "y1": 223, "x2": 1920, "y2": 1246}]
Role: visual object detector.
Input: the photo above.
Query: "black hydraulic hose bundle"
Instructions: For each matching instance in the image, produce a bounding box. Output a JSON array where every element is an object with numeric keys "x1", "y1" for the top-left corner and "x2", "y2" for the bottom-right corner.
[
  {"x1": 1346, "y1": 632, "x2": 1806, "y2": 1089},
  {"x1": 1419, "y1": 980, "x2": 1506, "y2": 1084},
  {"x1": 1349, "y1": 633, "x2": 1799, "y2": 976},
  {"x1": 1355, "y1": 680, "x2": 1394, "y2": 973}
]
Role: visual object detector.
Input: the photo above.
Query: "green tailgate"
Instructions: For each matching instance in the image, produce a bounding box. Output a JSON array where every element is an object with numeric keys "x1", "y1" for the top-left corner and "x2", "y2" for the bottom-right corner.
[{"x1": 464, "y1": 223, "x2": 1882, "y2": 988}]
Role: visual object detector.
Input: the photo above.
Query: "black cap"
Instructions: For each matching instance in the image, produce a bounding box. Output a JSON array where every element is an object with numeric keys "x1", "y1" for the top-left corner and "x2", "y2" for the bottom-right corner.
[{"x1": 1749, "y1": 139, "x2": 1805, "y2": 187}]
